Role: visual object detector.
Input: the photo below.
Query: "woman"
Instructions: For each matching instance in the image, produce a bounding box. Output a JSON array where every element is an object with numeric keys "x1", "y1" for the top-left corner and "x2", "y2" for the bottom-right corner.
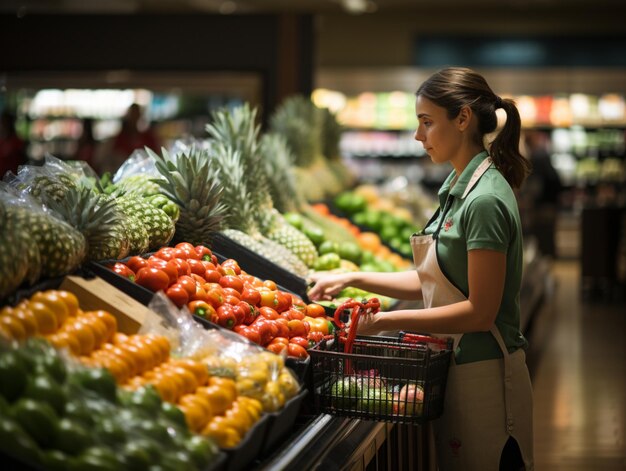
[{"x1": 308, "y1": 67, "x2": 533, "y2": 470}]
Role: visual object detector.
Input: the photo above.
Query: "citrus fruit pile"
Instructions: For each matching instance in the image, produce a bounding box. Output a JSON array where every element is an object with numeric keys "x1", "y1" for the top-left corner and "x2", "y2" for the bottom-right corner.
[{"x1": 0, "y1": 338, "x2": 219, "y2": 471}]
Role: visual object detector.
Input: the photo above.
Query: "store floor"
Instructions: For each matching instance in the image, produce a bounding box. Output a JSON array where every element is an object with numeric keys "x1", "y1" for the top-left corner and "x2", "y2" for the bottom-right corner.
[{"x1": 526, "y1": 260, "x2": 626, "y2": 471}]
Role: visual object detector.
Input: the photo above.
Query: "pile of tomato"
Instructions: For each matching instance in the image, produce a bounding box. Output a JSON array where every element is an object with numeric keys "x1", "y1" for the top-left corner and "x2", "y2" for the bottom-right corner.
[{"x1": 108, "y1": 242, "x2": 336, "y2": 359}]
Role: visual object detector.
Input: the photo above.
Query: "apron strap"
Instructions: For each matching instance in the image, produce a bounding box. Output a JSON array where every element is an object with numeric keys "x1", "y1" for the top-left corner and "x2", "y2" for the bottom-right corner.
[{"x1": 489, "y1": 325, "x2": 515, "y2": 435}]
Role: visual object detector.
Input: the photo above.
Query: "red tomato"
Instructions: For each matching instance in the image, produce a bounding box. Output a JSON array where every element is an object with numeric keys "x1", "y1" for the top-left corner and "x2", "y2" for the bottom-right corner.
[
  {"x1": 190, "y1": 285, "x2": 208, "y2": 302},
  {"x1": 258, "y1": 307, "x2": 279, "y2": 320},
  {"x1": 126, "y1": 256, "x2": 149, "y2": 273},
  {"x1": 190, "y1": 274, "x2": 206, "y2": 285},
  {"x1": 240, "y1": 327, "x2": 261, "y2": 345},
  {"x1": 135, "y1": 267, "x2": 170, "y2": 292},
  {"x1": 274, "y1": 318, "x2": 290, "y2": 338},
  {"x1": 166, "y1": 283, "x2": 189, "y2": 308},
  {"x1": 187, "y1": 300, "x2": 213, "y2": 318},
  {"x1": 237, "y1": 301, "x2": 257, "y2": 325},
  {"x1": 195, "y1": 245, "x2": 213, "y2": 261},
  {"x1": 252, "y1": 317, "x2": 273, "y2": 345},
  {"x1": 287, "y1": 319, "x2": 307, "y2": 338},
  {"x1": 210, "y1": 254, "x2": 218, "y2": 265},
  {"x1": 307, "y1": 331, "x2": 324, "y2": 344},
  {"x1": 224, "y1": 295, "x2": 240, "y2": 306},
  {"x1": 221, "y1": 287, "x2": 241, "y2": 300},
  {"x1": 240, "y1": 287, "x2": 261, "y2": 307},
  {"x1": 206, "y1": 288, "x2": 225, "y2": 308},
  {"x1": 110, "y1": 262, "x2": 135, "y2": 281},
  {"x1": 221, "y1": 259, "x2": 241, "y2": 276},
  {"x1": 260, "y1": 290, "x2": 279, "y2": 309},
  {"x1": 267, "y1": 320, "x2": 279, "y2": 339},
  {"x1": 201, "y1": 261, "x2": 217, "y2": 271},
  {"x1": 275, "y1": 291, "x2": 291, "y2": 313},
  {"x1": 162, "y1": 260, "x2": 179, "y2": 286},
  {"x1": 263, "y1": 280, "x2": 277, "y2": 291},
  {"x1": 266, "y1": 343, "x2": 287, "y2": 355},
  {"x1": 187, "y1": 259, "x2": 207, "y2": 277},
  {"x1": 219, "y1": 276, "x2": 244, "y2": 294},
  {"x1": 177, "y1": 275, "x2": 197, "y2": 296},
  {"x1": 290, "y1": 296, "x2": 307, "y2": 312},
  {"x1": 285, "y1": 308, "x2": 305, "y2": 321},
  {"x1": 204, "y1": 270, "x2": 221, "y2": 283},
  {"x1": 147, "y1": 255, "x2": 167, "y2": 269},
  {"x1": 170, "y1": 258, "x2": 191, "y2": 277},
  {"x1": 287, "y1": 343, "x2": 309, "y2": 359},
  {"x1": 154, "y1": 247, "x2": 176, "y2": 261},
  {"x1": 270, "y1": 337, "x2": 290, "y2": 346},
  {"x1": 175, "y1": 242, "x2": 200, "y2": 260},
  {"x1": 305, "y1": 303, "x2": 327, "y2": 318},
  {"x1": 232, "y1": 304, "x2": 246, "y2": 326},
  {"x1": 290, "y1": 336, "x2": 312, "y2": 350},
  {"x1": 216, "y1": 305, "x2": 236, "y2": 329}
]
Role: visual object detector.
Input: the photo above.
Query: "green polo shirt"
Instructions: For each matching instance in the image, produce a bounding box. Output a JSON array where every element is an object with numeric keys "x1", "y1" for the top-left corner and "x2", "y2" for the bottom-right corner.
[{"x1": 423, "y1": 151, "x2": 528, "y2": 364}]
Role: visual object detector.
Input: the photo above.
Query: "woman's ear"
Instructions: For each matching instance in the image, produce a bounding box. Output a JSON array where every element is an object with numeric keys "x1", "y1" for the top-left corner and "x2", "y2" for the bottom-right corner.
[{"x1": 457, "y1": 105, "x2": 473, "y2": 131}]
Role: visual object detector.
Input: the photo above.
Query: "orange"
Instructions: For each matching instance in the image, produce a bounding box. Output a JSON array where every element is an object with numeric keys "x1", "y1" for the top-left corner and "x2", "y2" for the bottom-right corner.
[
  {"x1": 178, "y1": 402, "x2": 208, "y2": 433},
  {"x1": 52, "y1": 290, "x2": 80, "y2": 317},
  {"x1": 50, "y1": 330, "x2": 82, "y2": 356},
  {"x1": 357, "y1": 232, "x2": 382, "y2": 252},
  {"x1": 112, "y1": 332, "x2": 129, "y2": 345},
  {"x1": 208, "y1": 377, "x2": 237, "y2": 402},
  {"x1": 153, "y1": 369, "x2": 184, "y2": 403},
  {"x1": 65, "y1": 318, "x2": 96, "y2": 356},
  {"x1": 237, "y1": 396, "x2": 262, "y2": 422},
  {"x1": 168, "y1": 366, "x2": 198, "y2": 396},
  {"x1": 88, "y1": 311, "x2": 117, "y2": 342},
  {"x1": 0, "y1": 315, "x2": 26, "y2": 340},
  {"x1": 10, "y1": 307, "x2": 38, "y2": 337},
  {"x1": 125, "y1": 375, "x2": 147, "y2": 390},
  {"x1": 224, "y1": 404, "x2": 252, "y2": 436},
  {"x1": 116, "y1": 342, "x2": 147, "y2": 375},
  {"x1": 178, "y1": 394, "x2": 213, "y2": 421},
  {"x1": 142, "y1": 334, "x2": 171, "y2": 362},
  {"x1": 101, "y1": 343, "x2": 138, "y2": 378},
  {"x1": 150, "y1": 374, "x2": 178, "y2": 403},
  {"x1": 0, "y1": 324, "x2": 12, "y2": 340},
  {"x1": 169, "y1": 358, "x2": 209, "y2": 386},
  {"x1": 196, "y1": 386, "x2": 233, "y2": 416},
  {"x1": 26, "y1": 301, "x2": 58, "y2": 335},
  {"x1": 30, "y1": 291, "x2": 69, "y2": 328},
  {"x1": 202, "y1": 416, "x2": 241, "y2": 448},
  {"x1": 131, "y1": 337, "x2": 163, "y2": 371},
  {"x1": 92, "y1": 351, "x2": 130, "y2": 383},
  {"x1": 80, "y1": 313, "x2": 108, "y2": 350}
]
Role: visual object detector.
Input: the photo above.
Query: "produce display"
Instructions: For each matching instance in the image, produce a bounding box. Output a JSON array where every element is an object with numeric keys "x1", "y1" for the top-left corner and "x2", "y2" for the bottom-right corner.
[
  {"x1": 108, "y1": 242, "x2": 337, "y2": 358},
  {"x1": 0, "y1": 338, "x2": 219, "y2": 471}
]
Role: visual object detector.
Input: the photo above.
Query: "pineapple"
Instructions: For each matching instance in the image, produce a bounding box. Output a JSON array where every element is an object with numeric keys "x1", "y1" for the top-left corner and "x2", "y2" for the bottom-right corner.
[
  {"x1": 0, "y1": 202, "x2": 30, "y2": 299},
  {"x1": 207, "y1": 106, "x2": 318, "y2": 270},
  {"x1": 149, "y1": 146, "x2": 225, "y2": 246},
  {"x1": 41, "y1": 186, "x2": 129, "y2": 261},
  {"x1": 207, "y1": 142, "x2": 309, "y2": 277},
  {"x1": 270, "y1": 96, "x2": 342, "y2": 200},
  {"x1": 28, "y1": 174, "x2": 77, "y2": 203},
  {"x1": 116, "y1": 195, "x2": 174, "y2": 251},
  {"x1": 5, "y1": 203, "x2": 86, "y2": 279}
]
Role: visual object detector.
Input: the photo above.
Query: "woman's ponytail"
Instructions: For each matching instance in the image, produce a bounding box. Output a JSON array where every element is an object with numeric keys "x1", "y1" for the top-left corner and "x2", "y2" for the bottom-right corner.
[{"x1": 489, "y1": 98, "x2": 531, "y2": 189}]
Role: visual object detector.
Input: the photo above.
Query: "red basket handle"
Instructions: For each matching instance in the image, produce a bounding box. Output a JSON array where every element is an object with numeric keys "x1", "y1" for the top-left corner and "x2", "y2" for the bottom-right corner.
[{"x1": 400, "y1": 332, "x2": 452, "y2": 349}]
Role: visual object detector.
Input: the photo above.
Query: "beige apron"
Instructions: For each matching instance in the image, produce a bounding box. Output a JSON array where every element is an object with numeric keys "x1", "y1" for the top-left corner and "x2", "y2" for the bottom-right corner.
[{"x1": 410, "y1": 158, "x2": 534, "y2": 471}]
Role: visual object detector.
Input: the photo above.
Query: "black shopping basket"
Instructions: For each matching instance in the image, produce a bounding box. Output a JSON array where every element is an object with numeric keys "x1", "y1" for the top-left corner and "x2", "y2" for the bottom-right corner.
[{"x1": 309, "y1": 298, "x2": 453, "y2": 425}]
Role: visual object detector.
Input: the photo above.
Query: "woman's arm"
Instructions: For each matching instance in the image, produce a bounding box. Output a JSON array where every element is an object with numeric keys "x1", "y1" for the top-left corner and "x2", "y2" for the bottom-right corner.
[
  {"x1": 357, "y1": 249, "x2": 505, "y2": 334},
  {"x1": 307, "y1": 269, "x2": 422, "y2": 301}
]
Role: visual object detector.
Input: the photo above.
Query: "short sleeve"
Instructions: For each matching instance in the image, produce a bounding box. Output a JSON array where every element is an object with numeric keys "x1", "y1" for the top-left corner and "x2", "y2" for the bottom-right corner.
[{"x1": 464, "y1": 194, "x2": 512, "y2": 252}]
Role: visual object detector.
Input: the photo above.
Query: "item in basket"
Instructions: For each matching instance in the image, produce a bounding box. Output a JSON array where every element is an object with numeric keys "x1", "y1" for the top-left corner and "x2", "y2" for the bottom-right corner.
[
  {"x1": 329, "y1": 376, "x2": 361, "y2": 409},
  {"x1": 394, "y1": 383, "x2": 424, "y2": 416},
  {"x1": 357, "y1": 387, "x2": 394, "y2": 415}
]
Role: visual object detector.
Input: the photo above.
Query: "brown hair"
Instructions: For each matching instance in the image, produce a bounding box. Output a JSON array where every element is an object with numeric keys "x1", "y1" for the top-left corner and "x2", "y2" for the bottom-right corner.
[{"x1": 416, "y1": 67, "x2": 530, "y2": 188}]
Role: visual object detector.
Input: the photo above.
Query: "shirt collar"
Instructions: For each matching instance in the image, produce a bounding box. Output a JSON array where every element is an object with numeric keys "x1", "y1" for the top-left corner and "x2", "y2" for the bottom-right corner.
[{"x1": 438, "y1": 150, "x2": 490, "y2": 202}]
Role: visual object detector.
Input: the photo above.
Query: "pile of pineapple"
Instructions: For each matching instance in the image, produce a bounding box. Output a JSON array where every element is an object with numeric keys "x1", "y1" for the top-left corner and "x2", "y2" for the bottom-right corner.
[{"x1": 0, "y1": 157, "x2": 177, "y2": 299}]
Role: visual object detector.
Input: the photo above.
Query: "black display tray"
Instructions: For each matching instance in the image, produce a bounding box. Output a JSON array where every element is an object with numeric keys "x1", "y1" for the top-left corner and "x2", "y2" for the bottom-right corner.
[
  {"x1": 260, "y1": 388, "x2": 308, "y2": 456},
  {"x1": 209, "y1": 232, "x2": 310, "y2": 302}
]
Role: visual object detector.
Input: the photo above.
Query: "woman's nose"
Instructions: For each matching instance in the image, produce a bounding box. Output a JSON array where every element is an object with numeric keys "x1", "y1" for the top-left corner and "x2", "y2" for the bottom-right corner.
[{"x1": 414, "y1": 128, "x2": 424, "y2": 142}]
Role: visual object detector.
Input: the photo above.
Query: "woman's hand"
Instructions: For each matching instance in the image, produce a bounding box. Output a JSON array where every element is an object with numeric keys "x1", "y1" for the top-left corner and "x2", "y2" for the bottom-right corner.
[
  {"x1": 307, "y1": 272, "x2": 353, "y2": 301},
  {"x1": 352, "y1": 311, "x2": 384, "y2": 336}
]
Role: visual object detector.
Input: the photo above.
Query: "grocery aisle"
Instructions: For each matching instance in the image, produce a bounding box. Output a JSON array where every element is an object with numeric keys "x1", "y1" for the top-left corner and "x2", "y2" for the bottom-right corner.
[{"x1": 527, "y1": 260, "x2": 626, "y2": 471}]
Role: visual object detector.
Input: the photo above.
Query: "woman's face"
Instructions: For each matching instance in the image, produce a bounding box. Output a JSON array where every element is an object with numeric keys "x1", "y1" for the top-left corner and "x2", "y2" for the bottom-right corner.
[{"x1": 414, "y1": 95, "x2": 462, "y2": 164}]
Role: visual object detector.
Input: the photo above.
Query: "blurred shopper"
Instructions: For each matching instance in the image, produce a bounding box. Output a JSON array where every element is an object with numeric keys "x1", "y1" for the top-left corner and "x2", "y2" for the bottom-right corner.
[
  {"x1": 73, "y1": 118, "x2": 98, "y2": 170},
  {"x1": 309, "y1": 67, "x2": 533, "y2": 470},
  {"x1": 0, "y1": 111, "x2": 27, "y2": 178},
  {"x1": 523, "y1": 129, "x2": 563, "y2": 258},
  {"x1": 95, "y1": 103, "x2": 159, "y2": 175}
]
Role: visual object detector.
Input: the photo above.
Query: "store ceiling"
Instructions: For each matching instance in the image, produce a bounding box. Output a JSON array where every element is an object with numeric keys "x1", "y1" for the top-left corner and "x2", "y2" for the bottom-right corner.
[{"x1": 1, "y1": 0, "x2": 624, "y2": 15}]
